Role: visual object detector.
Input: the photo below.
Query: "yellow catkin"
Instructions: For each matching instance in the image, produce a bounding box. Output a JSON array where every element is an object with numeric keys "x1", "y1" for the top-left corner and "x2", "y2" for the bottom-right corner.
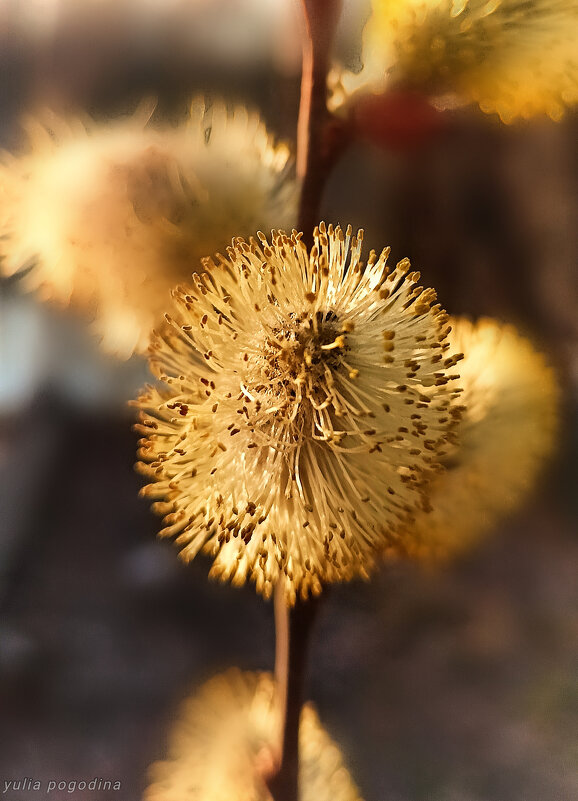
[
  {"x1": 0, "y1": 99, "x2": 297, "y2": 357},
  {"x1": 144, "y1": 670, "x2": 364, "y2": 801},
  {"x1": 133, "y1": 224, "x2": 463, "y2": 603},
  {"x1": 396, "y1": 317, "x2": 559, "y2": 561},
  {"x1": 333, "y1": 0, "x2": 578, "y2": 122}
]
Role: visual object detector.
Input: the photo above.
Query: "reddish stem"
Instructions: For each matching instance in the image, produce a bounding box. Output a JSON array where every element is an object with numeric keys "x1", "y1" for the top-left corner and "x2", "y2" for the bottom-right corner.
[
  {"x1": 266, "y1": 586, "x2": 321, "y2": 801},
  {"x1": 296, "y1": 0, "x2": 346, "y2": 246},
  {"x1": 265, "y1": 3, "x2": 343, "y2": 799}
]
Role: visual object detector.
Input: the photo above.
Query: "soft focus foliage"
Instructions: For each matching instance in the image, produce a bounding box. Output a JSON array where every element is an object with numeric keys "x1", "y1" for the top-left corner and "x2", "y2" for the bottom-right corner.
[
  {"x1": 400, "y1": 317, "x2": 559, "y2": 560},
  {"x1": 134, "y1": 224, "x2": 463, "y2": 603},
  {"x1": 0, "y1": 100, "x2": 297, "y2": 357},
  {"x1": 145, "y1": 669, "x2": 364, "y2": 801},
  {"x1": 332, "y1": 0, "x2": 578, "y2": 123}
]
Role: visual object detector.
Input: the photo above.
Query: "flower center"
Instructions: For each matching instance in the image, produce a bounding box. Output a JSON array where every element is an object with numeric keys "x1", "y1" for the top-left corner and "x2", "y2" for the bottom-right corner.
[{"x1": 264, "y1": 310, "x2": 344, "y2": 385}]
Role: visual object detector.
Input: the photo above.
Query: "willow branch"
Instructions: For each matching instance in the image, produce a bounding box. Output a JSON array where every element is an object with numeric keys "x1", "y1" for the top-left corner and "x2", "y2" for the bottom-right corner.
[
  {"x1": 296, "y1": 0, "x2": 347, "y2": 246},
  {"x1": 266, "y1": 586, "x2": 321, "y2": 801},
  {"x1": 265, "y1": 3, "x2": 344, "y2": 799}
]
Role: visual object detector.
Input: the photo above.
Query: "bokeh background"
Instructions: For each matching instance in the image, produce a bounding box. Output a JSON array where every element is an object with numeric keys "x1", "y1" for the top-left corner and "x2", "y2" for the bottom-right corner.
[{"x1": 0, "y1": 1, "x2": 577, "y2": 799}]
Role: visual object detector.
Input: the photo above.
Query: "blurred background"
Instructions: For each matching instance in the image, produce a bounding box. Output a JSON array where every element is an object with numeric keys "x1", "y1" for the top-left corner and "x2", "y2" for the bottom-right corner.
[{"x1": 0, "y1": 1, "x2": 577, "y2": 799}]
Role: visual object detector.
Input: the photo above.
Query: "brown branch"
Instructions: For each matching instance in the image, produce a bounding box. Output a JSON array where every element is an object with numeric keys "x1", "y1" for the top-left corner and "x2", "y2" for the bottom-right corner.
[
  {"x1": 266, "y1": 585, "x2": 322, "y2": 801},
  {"x1": 264, "y1": 4, "x2": 344, "y2": 799},
  {"x1": 296, "y1": 0, "x2": 347, "y2": 246}
]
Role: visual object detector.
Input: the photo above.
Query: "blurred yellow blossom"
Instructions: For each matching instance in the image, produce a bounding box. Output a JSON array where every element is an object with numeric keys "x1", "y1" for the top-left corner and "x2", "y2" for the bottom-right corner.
[
  {"x1": 0, "y1": 100, "x2": 297, "y2": 357},
  {"x1": 144, "y1": 669, "x2": 364, "y2": 801},
  {"x1": 332, "y1": 0, "x2": 578, "y2": 123},
  {"x1": 397, "y1": 317, "x2": 559, "y2": 561}
]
